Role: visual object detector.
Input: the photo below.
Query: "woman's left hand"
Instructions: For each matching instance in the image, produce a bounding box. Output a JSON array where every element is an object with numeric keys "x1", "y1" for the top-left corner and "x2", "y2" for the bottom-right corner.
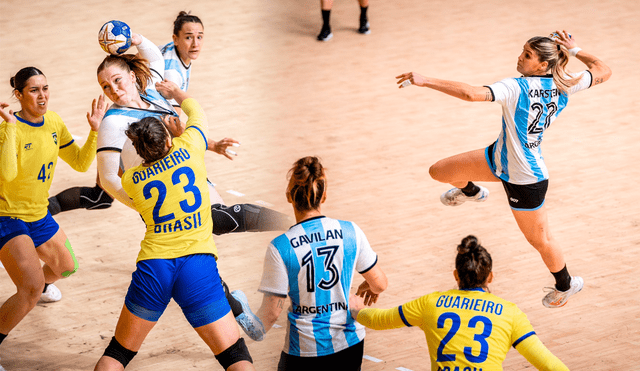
[
  {"x1": 155, "y1": 80, "x2": 181, "y2": 100},
  {"x1": 87, "y1": 95, "x2": 107, "y2": 131},
  {"x1": 550, "y1": 30, "x2": 577, "y2": 50},
  {"x1": 0, "y1": 102, "x2": 16, "y2": 124},
  {"x1": 208, "y1": 137, "x2": 240, "y2": 160},
  {"x1": 396, "y1": 72, "x2": 427, "y2": 88}
]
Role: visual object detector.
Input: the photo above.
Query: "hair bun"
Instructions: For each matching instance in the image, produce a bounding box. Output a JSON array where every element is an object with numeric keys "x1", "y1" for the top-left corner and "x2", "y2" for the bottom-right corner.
[
  {"x1": 9, "y1": 76, "x2": 15, "y2": 89},
  {"x1": 178, "y1": 10, "x2": 189, "y2": 17},
  {"x1": 457, "y1": 235, "x2": 479, "y2": 255}
]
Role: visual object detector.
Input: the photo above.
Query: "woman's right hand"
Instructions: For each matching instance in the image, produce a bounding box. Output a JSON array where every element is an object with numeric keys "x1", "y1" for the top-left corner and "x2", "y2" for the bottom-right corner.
[
  {"x1": 396, "y1": 72, "x2": 428, "y2": 88},
  {"x1": 356, "y1": 280, "x2": 380, "y2": 306},
  {"x1": 0, "y1": 102, "x2": 16, "y2": 124},
  {"x1": 130, "y1": 33, "x2": 142, "y2": 46}
]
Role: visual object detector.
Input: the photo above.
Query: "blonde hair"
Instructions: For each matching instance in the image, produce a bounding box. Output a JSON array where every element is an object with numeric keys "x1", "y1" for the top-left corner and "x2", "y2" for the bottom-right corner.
[{"x1": 527, "y1": 36, "x2": 580, "y2": 94}]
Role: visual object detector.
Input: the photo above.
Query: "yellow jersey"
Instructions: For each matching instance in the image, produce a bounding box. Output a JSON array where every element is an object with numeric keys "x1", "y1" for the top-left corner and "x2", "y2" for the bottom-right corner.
[
  {"x1": 121, "y1": 98, "x2": 216, "y2": 262},
  {"x1": 357, "y1": 288, "x2": 568, "y2": 371},
  {"x1": 0, "y1": 111, "x2": 97, "y2": 222}
]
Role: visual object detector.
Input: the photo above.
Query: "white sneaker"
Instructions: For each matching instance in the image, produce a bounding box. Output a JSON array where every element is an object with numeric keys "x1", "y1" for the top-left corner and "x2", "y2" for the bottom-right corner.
[
  {"x1": 440, "y1": 185, "x2": 489, "y2": 206},
  {"x1": 542, "y1": 276, "x2": 583, "y2": 308},
  {"x1": 231, "y1": 290, "x2": 265, "y2": 341},
  {"x1": 39, "y1": 283, "x2": 62, "y2": 303}
]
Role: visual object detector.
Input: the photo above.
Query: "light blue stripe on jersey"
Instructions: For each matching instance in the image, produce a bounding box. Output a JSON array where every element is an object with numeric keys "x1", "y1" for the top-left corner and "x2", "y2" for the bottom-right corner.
[
  {"x1": 273, "y1": 233, "x2": 302, "y2": 355},
  {"x1": 515, "y1": 79, "x2": 545, "y2": 181},
  {"x1": 338, "y1": 220, "x2": 361, "y2": 348},
  {"x1": 499, "y1": 117, "x2": 510, "y2": 182},
  {"x1": 302, "y1": 219, "x2": 334, "y2": 355},
  {"x1": 104, "y1": 107, "x2": 163, "y2": 120}
]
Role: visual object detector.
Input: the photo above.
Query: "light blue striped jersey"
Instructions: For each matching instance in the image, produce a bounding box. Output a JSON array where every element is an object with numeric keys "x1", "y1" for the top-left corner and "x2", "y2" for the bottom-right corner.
[
  {"x1": 259, "y1": 216, "x2": 378, "y2": 357},
  {"x1": 160, "y1": 42, "x2": 191, "y2": 107},
  {"x1": 485, "y1": 71, "x2": 592, "y2": 184}
]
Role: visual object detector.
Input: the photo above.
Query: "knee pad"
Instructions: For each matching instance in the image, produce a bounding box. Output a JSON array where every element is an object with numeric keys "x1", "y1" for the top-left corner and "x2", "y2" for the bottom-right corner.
[
  {"x1": 80, "y1": 184, "x2": 114, "y2": 210},
  {"x1": 210, "y1": 204, "x2": 290, "y2": 235},
  {"x1": 215, "y1": 337, "x2": 253, "y2": 369},
  {"x1": 61, "y1": 239, "x2": 79, "y2": 278},
  {"x1": 103, "y1": 336, "x2": 138, "y2": 368}
]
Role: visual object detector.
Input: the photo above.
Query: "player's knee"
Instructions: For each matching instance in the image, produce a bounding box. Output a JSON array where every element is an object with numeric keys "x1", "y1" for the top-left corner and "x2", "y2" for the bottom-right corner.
[
  {"x1": 215, "y1": 338, "x2": 253, "y2": 369},
  {"x1": 211, "y1": 204, "x2": 242, "y2": 235},
  {"x1": 429, "y1": 161, "x2": 447, "y2": 182},
  {"x1": 103, "y1": 336, "x2": 138, "y2": 368},
  {"x1": 61, "y1": 239, "x2": 79, "y2": 278},
  {"x1": 80, "y1": 184, "x2": 114, "y2": 210}
]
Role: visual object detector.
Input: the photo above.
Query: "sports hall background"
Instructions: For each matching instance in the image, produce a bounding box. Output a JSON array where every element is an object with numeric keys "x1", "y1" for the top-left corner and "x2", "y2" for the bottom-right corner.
[{"x1": 0, "y1": 0, "x2": 638, "y2": 369}]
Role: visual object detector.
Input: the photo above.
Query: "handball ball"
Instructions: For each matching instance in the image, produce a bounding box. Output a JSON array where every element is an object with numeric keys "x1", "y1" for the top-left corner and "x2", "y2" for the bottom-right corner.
[{"x1": 98, "y1": 20, "x2": 132, "y2": 55}]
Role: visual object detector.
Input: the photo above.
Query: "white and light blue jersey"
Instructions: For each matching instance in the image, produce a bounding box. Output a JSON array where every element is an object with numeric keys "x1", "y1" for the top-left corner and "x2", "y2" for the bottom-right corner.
[
  {"x1": 259, "y1": 216, "x2": 378, "y2": 357},
  {"x1": 485, "y1": 71, "x2": 592, "y2": 184},
  {"x1": 160, "y1": 42, "x2": 191, "y2": 107}
]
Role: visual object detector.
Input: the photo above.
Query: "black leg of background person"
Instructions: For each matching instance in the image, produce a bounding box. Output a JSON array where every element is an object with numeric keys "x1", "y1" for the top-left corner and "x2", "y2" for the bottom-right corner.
[
  {"x1": 48, "y1": 184, "x2": 114, "y2": 216},
  {"x1": 211, "y1": 204, "x2": 291, "y2": 236}
]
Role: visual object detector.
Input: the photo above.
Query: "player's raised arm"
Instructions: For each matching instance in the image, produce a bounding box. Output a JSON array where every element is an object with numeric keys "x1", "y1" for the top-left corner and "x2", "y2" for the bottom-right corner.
[
  {"x1": 396, "y1": 72, "x2": 492, "y2": 102},
  {"x1": 551, "y1": 30, "x2": 612, "y2": 86}
]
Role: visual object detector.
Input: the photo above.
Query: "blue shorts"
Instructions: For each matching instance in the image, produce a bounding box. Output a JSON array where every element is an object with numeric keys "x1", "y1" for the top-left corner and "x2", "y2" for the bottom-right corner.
[
  {"x1": 0, "y1": 212, "x2": 60, "y2": 249},
  {"x1": 125, "y1": 253, "x2": 231, "y2": 328}
]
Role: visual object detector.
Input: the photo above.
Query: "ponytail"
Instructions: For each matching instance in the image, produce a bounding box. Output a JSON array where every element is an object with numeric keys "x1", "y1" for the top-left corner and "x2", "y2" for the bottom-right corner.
[
  {"x1": 287, "y1": 156, "x2": 326, "y2": 212},
  {"x1": 455, "y1": 235, "x2": 493, "y2": 290}
]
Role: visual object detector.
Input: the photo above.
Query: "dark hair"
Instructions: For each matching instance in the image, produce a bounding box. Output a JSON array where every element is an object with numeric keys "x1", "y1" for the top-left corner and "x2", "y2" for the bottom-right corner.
[
  {"x1": 97, "y1": 54, "x2": 152, "y2": 93},
  {"x1": 455, "y1": 235, "x2": 493, "y2": 290},
  {"x1": 10, "y1": 67, "x2": 45, "y2": 93},
  {"x1": 125, "y1": 117, "x2": 169, "y2": 164},
  {"x1": 173, "y1": 11, "x2": 203, "y2": 36},
  {"x1": 527, "y1": 36, "x2": 580, "y2": 94},
  {"x1": 288, "y1": 156, "x2": 326, "y2": 212}
]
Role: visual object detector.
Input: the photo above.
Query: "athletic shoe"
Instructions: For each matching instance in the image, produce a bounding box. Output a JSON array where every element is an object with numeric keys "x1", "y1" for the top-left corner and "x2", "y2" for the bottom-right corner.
[
  {"x1": 231, "y1": 290, "x2": 265, "y2": 341},
  {"x1": 358, "y1": 20, "x2": 371, "y2": 34},
  {"x1": 39, "y1": 283, "x2": 62, "y2": 303},
  {"x1": 317, "y1": 27, "x2": 333, "y2": 42},
  {"x1": 440, "y1": 185, "x2": 489, "y2": 206},
  {"x1": 542, "y1": 276, "x2": 584, "y2": 308}
]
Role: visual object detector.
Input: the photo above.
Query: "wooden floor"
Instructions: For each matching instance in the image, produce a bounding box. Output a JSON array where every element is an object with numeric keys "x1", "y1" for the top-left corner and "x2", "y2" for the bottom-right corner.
[{"x1": 1, "y1": 0, "x2": 639, "y2": 369}]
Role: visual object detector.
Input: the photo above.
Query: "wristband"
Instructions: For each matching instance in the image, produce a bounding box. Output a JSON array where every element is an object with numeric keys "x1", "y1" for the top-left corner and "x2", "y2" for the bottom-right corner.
[{"x1": 568, "y1": 47, "x2": 582, "y2": 57}]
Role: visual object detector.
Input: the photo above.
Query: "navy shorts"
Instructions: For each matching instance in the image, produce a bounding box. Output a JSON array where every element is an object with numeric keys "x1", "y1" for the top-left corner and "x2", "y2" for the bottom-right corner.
[
  {"x1": 501, "y1": 179, "x2": 549, "y2": 211},
  {"x1": 0, "y1": 212, "x2": 60, "y2": 249},
  {"x1": 125, "y1": 253, "x2": 230, "y2": 328}
]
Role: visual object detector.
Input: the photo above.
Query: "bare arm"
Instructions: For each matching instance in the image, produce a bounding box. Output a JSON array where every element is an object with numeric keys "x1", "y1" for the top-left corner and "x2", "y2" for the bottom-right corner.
[
  {"x1": 552, "y1": 30, "x2": 612, "y2": 86},
  {"x1": 356, "y1": 264, "x2": 388, "y2": 306},
  {"x1": 256, "y1": 292, "x2": 286, "y2": 333},
  {"x1": 396, "y1": 72, "x2": 492, "y2": 102}
]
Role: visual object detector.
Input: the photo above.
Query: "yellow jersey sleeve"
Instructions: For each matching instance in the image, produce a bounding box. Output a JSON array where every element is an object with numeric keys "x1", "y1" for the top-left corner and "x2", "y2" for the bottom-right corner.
[
  {"x1": 58, "y1": 129, "x2": 98, "y2": 172},
  {"x1": 179, "y1": 98, "x2": 208, "y2": 153},
  {"x1": 515, "y1": 334, "x2": 570, "y2": 371},
  {"x1": 0, "y1": 121, "x2": 18, "y2": 182}
]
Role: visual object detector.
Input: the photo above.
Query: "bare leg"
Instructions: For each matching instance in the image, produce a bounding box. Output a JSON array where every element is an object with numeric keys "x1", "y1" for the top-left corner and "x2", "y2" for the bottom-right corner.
[
  {"x1": 94, "y1": 306, "x2": 156, "y2": 371},
  {"x1": 194, "y1": 311, "x2": 255, "y2": 371},
  {"x1": 321, "y1": 0, "x2": 333, "y2": 10},
  {"x1": 511, "y1": 205, "x2": 566, "y2": 272},
  {"x1": 429, "y1": 148, "x2": 499, "y2": 188},
  {"x1": 37, "y1": 229, "x2": 76, "y2": 283},
  {"x1": 0, "y1": 235, "x2": 45, "y2": 335},
  {"x1": 358, "y1": 0, "x2": 369, "y2": 7}
]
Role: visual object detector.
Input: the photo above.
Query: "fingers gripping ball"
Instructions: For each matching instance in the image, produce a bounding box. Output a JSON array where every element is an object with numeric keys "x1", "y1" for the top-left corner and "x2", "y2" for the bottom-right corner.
[{"x1": 98, "y1": 20, "x2": 132, "y2": 55}]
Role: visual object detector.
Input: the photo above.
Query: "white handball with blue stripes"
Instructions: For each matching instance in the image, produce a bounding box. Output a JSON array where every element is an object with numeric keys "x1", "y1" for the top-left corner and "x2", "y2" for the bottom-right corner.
[{"x1": 98, "y1": 20, "x2": 132, "y2": 55}]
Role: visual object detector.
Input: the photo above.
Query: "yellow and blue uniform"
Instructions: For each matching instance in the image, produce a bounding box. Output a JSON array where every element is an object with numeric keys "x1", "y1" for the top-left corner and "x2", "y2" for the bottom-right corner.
[
  {"x1": 357, "y1": 288, "x2": 569, "y2": 371},
  {"x1": 120, "y1": 98, "x2": 229, "y2": 327},
  {"x1": 0, "y1": 111, "x2": 97, "y2": 248}
]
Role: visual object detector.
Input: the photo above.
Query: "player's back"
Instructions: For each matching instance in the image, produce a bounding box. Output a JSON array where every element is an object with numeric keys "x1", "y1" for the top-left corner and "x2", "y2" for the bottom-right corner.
[{"x1": 405, "y1": 288, "x2": 534, "y2": 371}]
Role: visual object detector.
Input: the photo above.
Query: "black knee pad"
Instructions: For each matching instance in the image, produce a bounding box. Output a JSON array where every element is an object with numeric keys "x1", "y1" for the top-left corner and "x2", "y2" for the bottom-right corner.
[
  {"x1": 80, "y1": 184, "x2": 114, "y2": 210},
  {"x1": 211, "y1": 203, "x2": 290, "y2": 235},
  {"x1": 103, "y1": 336, "x2": 138, "y2": 368},
  {"x1": 215, "y1": 337, "x2": 253, "y2": 369}
]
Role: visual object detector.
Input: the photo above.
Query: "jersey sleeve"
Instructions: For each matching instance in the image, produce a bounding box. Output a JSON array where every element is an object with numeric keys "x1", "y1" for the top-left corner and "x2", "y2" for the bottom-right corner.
[
  {"x1": 514, "y1": 335, "x2": 570, "y2": 371},
  {"x1": 509, "y1": 305, "x2": 536, "y2": 346},
  {"x1": 97, "y1": 114, "x2": 128, "y2": 153},
  {"x1": 179, "y1": 98, "x2": 208, "y2": 153},
  {"x1": 353, "y1": 223, "x2": 378, "y2": 274},
  {"x1": 0, "y1": 121, "x2": 18, "y2": 182},
  {"x1": 566, "y1": 70, "x2": 592, "y2": 96},
  {"x1": 58, "y1": 130, "x2": 98, "y2": 172},
  {"x1": 357, "y1": 294, "x2": 430, "y2": 330},
  {"x1": 486, "y1": 77, "x2": 519, "y2": 106},
  {"x1": 136, "y1": 35, "x2": 165, "y2": 85},
  {"x1": 258, "y1": 243, "x2": 289, "y2": 297}
]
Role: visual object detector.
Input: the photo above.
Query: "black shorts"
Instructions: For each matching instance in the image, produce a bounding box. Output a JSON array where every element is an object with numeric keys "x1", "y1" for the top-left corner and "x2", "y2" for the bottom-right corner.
[
  {"x1": 501, "y1": 179, "x2": 549, "y2": 210},
  {"x1": 277, "y1": 340, "x2": 364, "y2": 371}
]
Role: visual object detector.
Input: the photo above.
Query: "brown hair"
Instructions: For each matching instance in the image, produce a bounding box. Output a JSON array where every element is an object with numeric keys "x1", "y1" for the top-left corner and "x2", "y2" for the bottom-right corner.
[
  {"x1": 173, "y1": 11, "x2": 203, "y2": 36},
  {"x1": 97, "y1": 54, "x2": 152, "y2": 93},
  {"x1": 287, "y1": 156, "x2": 326, "y2": 212},
  {"x1": 455, "y1": 235, "x2": 493, "y2": 290},
  {"x1": 125, "y1": 117, "x2": 169, "y2": 164},
  {"x1": 527, "y1": 36, "x2": 580, "y2": 94}
]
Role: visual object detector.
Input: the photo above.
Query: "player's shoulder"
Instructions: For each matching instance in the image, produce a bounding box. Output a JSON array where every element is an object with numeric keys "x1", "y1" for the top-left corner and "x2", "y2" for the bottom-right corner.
[{"x1": 160, "y1": 41, "x2": 175, "y2": 55}]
